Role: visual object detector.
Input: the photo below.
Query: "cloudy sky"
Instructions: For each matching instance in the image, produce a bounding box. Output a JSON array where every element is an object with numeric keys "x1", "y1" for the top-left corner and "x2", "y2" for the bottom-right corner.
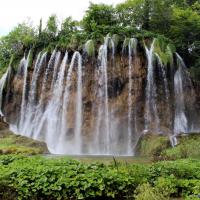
[{"x1": 0, "y1": 0, "x2": 123, "y2": 36}]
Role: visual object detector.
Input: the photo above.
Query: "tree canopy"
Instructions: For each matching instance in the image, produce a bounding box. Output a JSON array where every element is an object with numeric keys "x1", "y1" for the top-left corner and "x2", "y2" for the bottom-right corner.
[{"x1": 0, "y1": 0, "x2": 200, "y2": 79}]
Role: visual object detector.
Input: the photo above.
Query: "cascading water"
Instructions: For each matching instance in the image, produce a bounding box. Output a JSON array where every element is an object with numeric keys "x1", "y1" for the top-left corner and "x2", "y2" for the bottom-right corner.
[
  {"x1": 174, "y1": 53, "x2": 189, "y2": 134},
  {"x1": 156, "y1": 55, "x2": 170, "y2": 103},
  {"x1": 51, "y1": 51, "x2": 61, "y2": 90},
  {"x1": 32, "y1": 50, "x2": 57, "y2": 139},
  {"x1": 18, "y1": 51, "x2": 31, "y2": 133},
  {"x1": 1, "y1": 37, "x2": 199, "y2": 155},
  {"x1": 74, "y1": 53, "x2": 83, "y2": 153},
  {"x1": 156, "y1": 54, "x2": 171, "y2": 128},
  {"x1": 38, "y1": 51, "x2": 68, "y2": 152},
  {"x1": 127, "y1": 38, "x2": 138, "y2": 154},
  {"x1": 20, "y1": 52, "x2": 47, "y2": 136},
  {"x1": 0, "y1": 70, "x2": 8, "y2": 115},
  {"x1": 39, "y1": 50, "x2": 56, "y2": 102},
  {"x1": 144, "y1": 39, "x2": 160, "y2": 132},
  {"x1": 19, "y1": 52, "x2": 42, "y2": 133},
  {"x1": 57, "y1": 51, "x2": 83, "y2": 154},
  {"x1": 60, "y1": 53, "x2": 77, "y2": 143},
  {"x1": 173, "y1": 53, "x2": 197, "y2": 134},
  {"x1": 95, "y1": 36, "x2": 113, "y2": 154}
]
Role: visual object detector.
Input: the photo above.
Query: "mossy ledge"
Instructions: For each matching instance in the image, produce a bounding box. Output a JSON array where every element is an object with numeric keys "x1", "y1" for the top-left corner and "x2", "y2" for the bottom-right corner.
[
  {"x1": 136, "y1": 133, "x2": 200, "y2": 161},
  {"x1": 0, "y1": 121, "x2": 48, "y2": 155}
]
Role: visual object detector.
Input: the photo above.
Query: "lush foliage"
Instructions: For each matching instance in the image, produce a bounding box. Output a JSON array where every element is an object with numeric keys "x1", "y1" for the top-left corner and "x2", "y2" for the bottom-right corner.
[
  {"x1": 0, "y1": 127, "x2": 48, "y2": 155},
  {"x1": 0, "y1": 0, "x2": 200, "y2": 79},
  {"x1": 161, "y1": 134, "x2": 200, "y2": 160},
  {"x1": 137, "y1": 133, "x2": 200, "y2": 161},
  {"x1": 0, "y1": 155, "x2": 200, "y2": 199}
]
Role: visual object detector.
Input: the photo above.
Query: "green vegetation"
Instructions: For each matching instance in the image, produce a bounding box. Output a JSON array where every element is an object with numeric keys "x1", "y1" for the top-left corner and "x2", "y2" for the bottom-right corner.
[
  {"x1": 136, "y1": 133, "x2": 200, "y2": 161},
  {"x1": 0, "y1": 1, "x2": 200, "y2": 198},
  {"x1": 162, "y1": 134, "x2": 200, "y2": 160},
  {"x1": 0, "y1": 123, "x2": 48, "y2": 155},
  {"x1": 84, "y1": 40, "x2": 95, "y2": 57},
  {"x1": 1, "y1": 123, "x2": 200, "y2": 199},
  {"x1": 136, "y1": 134, "x2": 171, "y2": 159},
  {"x1": 1, "y1": 155, "x2": 200, "y2": 199},
  {"x1": 154, "y1": 38, "x2": 175, "y2": 66},
  {"x1": 0, "y1": 0, "x2": 200, "y2": 79}
]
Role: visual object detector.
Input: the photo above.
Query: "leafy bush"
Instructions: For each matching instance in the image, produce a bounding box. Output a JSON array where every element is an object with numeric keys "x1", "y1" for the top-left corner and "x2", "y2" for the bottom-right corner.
[
  {"x1": 161, "y1": 134, "x2": 200, "y2": 160},
  {"x1": 84, "y1": 40, "x2": 95, "y2": 57},
  {"x1": 136, "y1": 133, "x2": 200, "y2": 161},
  {"x1": 0, "y1": 156, "x2": 149, "y2": 199},
  {"x1": 135, "y1": 134, "x2": 170, "y2": 159},
  {"x1": 1, "y1": 156, "x2": 200, "y2": 199},
  {"x1": 0, "y1": 130, "x2": 48, "y2": 155},
  {"x1": 134, "y1": 183, "x2": 166, "y2": 200}
]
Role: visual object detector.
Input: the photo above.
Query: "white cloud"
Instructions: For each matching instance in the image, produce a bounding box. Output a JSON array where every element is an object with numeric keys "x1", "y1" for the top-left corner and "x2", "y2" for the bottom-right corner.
[{"x1": 0, "y1": 0, "x2": 123, "y2": 36}]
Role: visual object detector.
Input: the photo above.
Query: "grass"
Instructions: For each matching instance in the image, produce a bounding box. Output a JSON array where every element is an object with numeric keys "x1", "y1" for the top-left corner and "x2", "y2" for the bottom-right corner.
[
  {"x1": 44, "y1": 154, "x2": 151, "y2": 165},
  {"x1": 136, "y1": 134, "x2": 171, "y2": 159},
  {"x1": 161, "y1": 133, "x2": 200, "y2": 160},
  {"x1": 0, "y1": 121, "x2": 200, "y2": 199},
  {"x1": 1, "y1": 155, "x2": 200, "y2": 199},
  {"x1": 136, "y1": 133, "x2": 200, "y2": 161},
  {"x1": 0, "y1": 122, "x2": 48, "y2": 155}
]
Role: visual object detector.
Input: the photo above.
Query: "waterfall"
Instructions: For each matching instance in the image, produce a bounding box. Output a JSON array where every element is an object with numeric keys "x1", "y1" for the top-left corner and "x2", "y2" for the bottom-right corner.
[
  {"x1": 95, "y1": 36, "x2": 114, "y2": 154},
  {"x1": 32, "y1": 50, "x2": 57, "y2": 139},
  {"x1": 18, "y1": 51, "x2": 31, "y2": 133},
  {"x1": 174, "y1": 53, "x2": 190, "y2": 134},
  {"x1": 51, "y1": 51, "x2": 61, "y2": 90},
  {"x1": 0, "y1": 70, "x2": 8, "y2": 115},
  {"x1": 38, "y1": 51, "x2": 68, "y2": 151},
  {"x1": 39, "y1": 49, "x2": 56, "y2": 103},
  {"x1": 156, "y1": 55, "x2": 170, "y2": 103},
  {"x1": 74, "y1": 53, "x2": 83, "y2": 153},
  {"x1": 156, "y1": 54, "x2": 171, "y2": 129},
  {"x1": 56, "y1": 51, "x2": 83, "y2": 154},
  {"x1": 127, "y1": 38, "x2": 137, "y2": 155},
  {"x1": 174, "y1": 53, "x2": 199, "y2": 133},
  {"x1": 1, "y1": 37, "x2": 199, "y2": 156},
  {"x1": 20, "y1": 52, "x2": 47, "y2": 135},
  {"x1": 144, "y1": 39, "x2": 160, "y2": 132},
  {"x1": 28, "y1": 52, "x2": 47, "y2": 107}
]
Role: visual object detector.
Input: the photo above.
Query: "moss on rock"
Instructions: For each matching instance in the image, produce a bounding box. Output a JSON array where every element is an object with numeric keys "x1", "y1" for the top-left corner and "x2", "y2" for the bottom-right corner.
[
  {"x1": 136, "y1": 134, "x2": 171, "y2": 160},
  {"x1": 0, "y1": 122, "x2": 48, "y2": 155},
  {"x1": 136, "y1": 133, "x2": 200, "y2": 161},
  {"x1": 161, "y1": 133, "x2": 200, "y2": 160}
]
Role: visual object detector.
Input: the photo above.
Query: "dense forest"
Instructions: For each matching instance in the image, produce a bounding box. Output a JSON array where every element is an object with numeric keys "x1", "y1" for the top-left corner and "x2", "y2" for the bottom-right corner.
[{"x1": 0, "y1": 0, "x2": 200, "y2": 80}]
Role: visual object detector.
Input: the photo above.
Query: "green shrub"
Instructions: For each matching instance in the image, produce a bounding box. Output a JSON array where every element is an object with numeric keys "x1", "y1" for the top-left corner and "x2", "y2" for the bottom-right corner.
[
  {"x1": 134, "y1": 183, "x2": 167, "y2": 200},
  {"x1": 85, "y1": 39, "x2": 95, "y2": 57},
  {"x1": 0, "y1": 156, "x2": 200, "y2": 199},
  {"x1": 0, "y1": 156, "x2": 150, "y2": 199},
  {"x1": 154, "y1": 176, "x2": 177, "y2": 197},
  {"x1": 177, "y1": 179, "x2": 200, "y2": 197},
  {"x1": 161, "y1": 134, "x2": 200, "y2": 160},
  {"x1": 136, "y1": 134, "x2": 170, "y2": 159},
  {"x1": 136, "y1": 134, "x2": 200, "y2": 161}
]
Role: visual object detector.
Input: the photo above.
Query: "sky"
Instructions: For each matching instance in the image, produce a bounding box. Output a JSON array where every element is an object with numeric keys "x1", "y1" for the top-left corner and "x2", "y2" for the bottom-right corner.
[{"x1": 0, "y1": 0, "x2": 124, "y2": 36}]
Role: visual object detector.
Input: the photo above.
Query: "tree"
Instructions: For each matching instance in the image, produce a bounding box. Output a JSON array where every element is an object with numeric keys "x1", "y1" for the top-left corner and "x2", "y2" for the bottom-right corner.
[
  {"x1": 45, "y1": 14, "x2": 58, "y2": 40},
  {"x1": 192, "y1": 2, "x2": 200, "y2": 14},
  {"x1": 38, "y1": 19, "x2": 43, "y2": 36},
  {"x1": 116, "y1": 0, "x2": 172, "y2": 32},
  {"x1": 116, "y1": 0, "x2": 147, "y2": 29},
  {"x1": 57, "y1": 17, "x2": 79, "y2": 48},
  {"x1": 81, "y1": 3, "x2": 117, "y2": 33},
  {"x1": 0, "y1": 22, "x2": 36, "y2": 70},
  {"x1": 169, "y1": 7, "x2": 200, "y2": 69}
]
